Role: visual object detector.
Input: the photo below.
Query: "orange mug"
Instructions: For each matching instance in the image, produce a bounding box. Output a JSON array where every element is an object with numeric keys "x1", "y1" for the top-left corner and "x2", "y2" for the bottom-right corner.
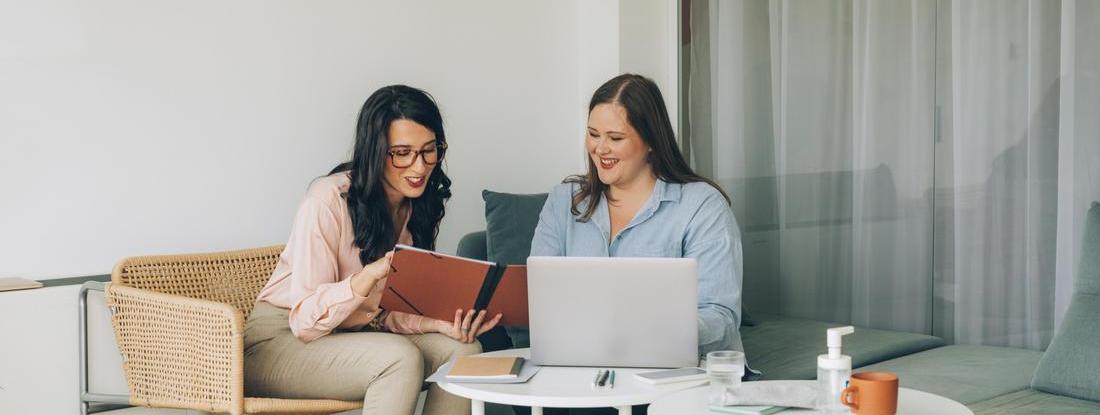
[{"x1": 840, "y1": 372, "x2": 899, "y2": 415}]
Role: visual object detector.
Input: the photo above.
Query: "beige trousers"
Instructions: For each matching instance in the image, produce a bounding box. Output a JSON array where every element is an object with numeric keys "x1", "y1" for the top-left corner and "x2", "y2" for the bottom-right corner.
[{"x1": 244, "y1": 302, "x2": 481, "y2": 415}]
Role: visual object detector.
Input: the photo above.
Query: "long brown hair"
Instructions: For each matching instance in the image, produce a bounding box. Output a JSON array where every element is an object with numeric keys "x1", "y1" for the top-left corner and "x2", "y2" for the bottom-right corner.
[
  {"x1": 566, "y1": 73, "x2": 729, "y2": 221},
  {"x1": 329, "y1": 85, "x2": 452, "y2": 264}
]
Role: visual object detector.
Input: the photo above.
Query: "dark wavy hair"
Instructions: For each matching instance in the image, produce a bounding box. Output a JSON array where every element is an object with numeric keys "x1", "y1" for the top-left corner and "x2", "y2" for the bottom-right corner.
[
  {"x1": 567, "y1": 73, "x2": 729, "y2": 221},
  {"x1": 329, "y1": 85, "x2": 452, "y2": 265}
]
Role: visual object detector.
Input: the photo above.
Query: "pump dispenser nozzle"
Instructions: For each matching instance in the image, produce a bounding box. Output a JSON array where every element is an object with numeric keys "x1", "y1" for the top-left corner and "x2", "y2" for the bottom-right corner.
[{"x1": 826, "y1": 326, "x2": 854, "y2": 359}]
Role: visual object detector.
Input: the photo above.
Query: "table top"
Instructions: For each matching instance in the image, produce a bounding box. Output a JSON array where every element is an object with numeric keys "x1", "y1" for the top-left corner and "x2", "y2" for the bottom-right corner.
[
  {"x1": 647, "y1": 381, "x2": 974, "y2": 415},
  {"x1": 434, "y1": 348, "x2": 707, "y2": 408}
]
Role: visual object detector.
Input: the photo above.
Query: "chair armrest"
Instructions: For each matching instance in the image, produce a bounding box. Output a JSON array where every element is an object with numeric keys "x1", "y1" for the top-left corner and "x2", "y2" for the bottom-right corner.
[
  {"x1": 106, "y1": 284, "x2": 245, "y2": 414},
  {"x1": 457, "y1": 230, "x2": 488, "y2": 261}
]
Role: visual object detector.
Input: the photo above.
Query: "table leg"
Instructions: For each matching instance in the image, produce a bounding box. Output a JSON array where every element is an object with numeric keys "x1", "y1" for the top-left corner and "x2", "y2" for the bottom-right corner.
[
  {"x1": 531, "y1": 406, "x2": 544, "y2": 415},
  {"x1": 471, "y1": 399, "x2": 485, "y2": 415},
  {"x1": 616, "y1": 405, "x2": 631, "y2": 415}
]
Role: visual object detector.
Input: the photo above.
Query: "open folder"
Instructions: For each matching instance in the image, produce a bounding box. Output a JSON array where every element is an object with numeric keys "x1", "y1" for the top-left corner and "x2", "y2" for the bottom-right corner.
[{"x1": 379, "y1": 244, "x2": 528, "y2": 326}]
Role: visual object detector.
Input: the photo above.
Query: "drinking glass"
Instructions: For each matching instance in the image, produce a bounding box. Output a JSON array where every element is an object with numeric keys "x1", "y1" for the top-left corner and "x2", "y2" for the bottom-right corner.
[{"x1": 706, "y1": 350, "x2": 746, "y2": 405}]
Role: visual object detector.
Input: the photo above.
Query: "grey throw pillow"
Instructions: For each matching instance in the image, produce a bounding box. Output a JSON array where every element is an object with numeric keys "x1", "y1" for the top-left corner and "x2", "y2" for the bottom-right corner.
[
  {"x1": 1031, "y1": 202, "x2": 1100, "y2": 402},
  {"x1": 482, "y1": 190, "x2": 549, "y2": 266}
]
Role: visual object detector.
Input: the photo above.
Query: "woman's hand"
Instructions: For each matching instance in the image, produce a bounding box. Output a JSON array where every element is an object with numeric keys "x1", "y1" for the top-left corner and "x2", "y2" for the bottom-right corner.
[
  {"x1": 350, "y1": 251, "x2": 393, "y2": 297},
  {"x1": 433, "y1": 309, "x2": 503, "y2": 343}
]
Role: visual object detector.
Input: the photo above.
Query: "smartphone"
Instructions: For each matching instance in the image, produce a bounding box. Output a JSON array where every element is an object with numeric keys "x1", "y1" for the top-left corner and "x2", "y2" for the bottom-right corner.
[{"x1": 633, "y1": 367, "x2": 708, "y2": 385}]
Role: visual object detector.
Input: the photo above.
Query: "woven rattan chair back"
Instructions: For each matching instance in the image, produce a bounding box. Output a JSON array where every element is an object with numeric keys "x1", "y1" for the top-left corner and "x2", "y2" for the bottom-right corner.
[
  {"x1": 107, "y1": 245, "x2": 362, "y2": 414},
  {"x1": 110, "y1": 245, "x2": 283, "y2": 319}
]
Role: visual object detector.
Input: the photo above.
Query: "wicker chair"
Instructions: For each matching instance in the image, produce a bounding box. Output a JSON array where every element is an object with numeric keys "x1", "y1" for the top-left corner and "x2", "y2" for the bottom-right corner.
[{"x1": 105, "y1": 245, "x2": 363, "y2": 415}]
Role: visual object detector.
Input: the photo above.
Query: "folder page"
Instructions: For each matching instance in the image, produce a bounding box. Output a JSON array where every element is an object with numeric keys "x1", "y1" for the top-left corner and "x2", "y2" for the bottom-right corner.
[
  {"x1": 381, "y1": 245, "x2": 493, "y2": 322},
  {"x1": 485, "y1": 265, "x2": 528, "y2": 326}
]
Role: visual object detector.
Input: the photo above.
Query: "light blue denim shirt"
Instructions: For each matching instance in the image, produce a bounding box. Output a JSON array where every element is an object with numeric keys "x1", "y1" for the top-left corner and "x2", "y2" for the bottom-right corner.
[{"x1": 530, "y1": 179, "x2": 744, "y2": 355}]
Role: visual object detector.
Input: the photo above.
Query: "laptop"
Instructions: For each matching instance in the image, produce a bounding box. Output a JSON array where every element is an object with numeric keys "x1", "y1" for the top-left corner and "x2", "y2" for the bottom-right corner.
[{"x1": 526, "y1": 256, "x2": 699, "y2": 368}]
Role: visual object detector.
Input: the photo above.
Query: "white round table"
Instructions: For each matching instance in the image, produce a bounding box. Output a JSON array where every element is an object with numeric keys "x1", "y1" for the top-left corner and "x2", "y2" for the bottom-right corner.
[
  {"x1": 647, "y1": 380, "x2": 974, "y2": 415},
  {"x1": 435, "y1": 348, "x2": 707, "y2": 415}
]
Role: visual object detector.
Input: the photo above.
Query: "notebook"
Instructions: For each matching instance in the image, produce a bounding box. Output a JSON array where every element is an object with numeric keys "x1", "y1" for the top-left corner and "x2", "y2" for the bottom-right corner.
[
  {"x1": 426, "y1": 356, "x2": 541, "y2": 384},
  {"x1": 379, "y1": 245, "x2": 528, "y2": 325},
  {"x1": 446, "y1": 356, "x2": 525, "y2": 380}
]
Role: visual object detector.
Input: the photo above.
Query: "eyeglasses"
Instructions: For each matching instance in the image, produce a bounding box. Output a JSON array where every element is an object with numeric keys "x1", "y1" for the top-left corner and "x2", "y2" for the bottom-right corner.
[{"x1": 387, "y1": 142, "x2": 447, "y2": 168}]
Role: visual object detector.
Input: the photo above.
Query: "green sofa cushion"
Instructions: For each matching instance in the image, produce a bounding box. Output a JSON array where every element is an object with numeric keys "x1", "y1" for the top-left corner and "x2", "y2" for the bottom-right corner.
[
  {"x1": 970, "y1": 389, "x2": 1100, "y2": 415},
  {"x1": 741, "y1": 313, "x2": 944, "y2": 380},
  {"x1": 1031, "y1": 202, "x2": 1100, "y2": 402},
  {"x1": 482, "y1": 190, "x2": 548, "y2": 266},
  {"x1": 860, "y1": 345, "x2": 1042, "y2": 405}
]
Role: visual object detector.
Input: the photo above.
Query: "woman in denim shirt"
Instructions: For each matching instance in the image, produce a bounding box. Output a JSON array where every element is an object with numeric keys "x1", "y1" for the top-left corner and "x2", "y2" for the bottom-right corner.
[{"x1": 530, "y1": 74, "x2": 744, "y2": 358}]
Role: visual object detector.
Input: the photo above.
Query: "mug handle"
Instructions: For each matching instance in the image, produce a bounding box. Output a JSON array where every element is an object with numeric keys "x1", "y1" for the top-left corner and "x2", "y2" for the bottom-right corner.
[{"x1": 841, "y1": 385, "x2": 859, "y2": 411}]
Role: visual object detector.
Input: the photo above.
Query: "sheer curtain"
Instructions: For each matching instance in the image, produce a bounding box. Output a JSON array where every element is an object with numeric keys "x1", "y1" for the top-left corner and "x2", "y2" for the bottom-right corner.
[
  {"x1": 938, "y1": 0, "x2": 1061, "y2": 349},
  {"x1": 685, "y1": 0, "x2": 1100, "y2": 349}
]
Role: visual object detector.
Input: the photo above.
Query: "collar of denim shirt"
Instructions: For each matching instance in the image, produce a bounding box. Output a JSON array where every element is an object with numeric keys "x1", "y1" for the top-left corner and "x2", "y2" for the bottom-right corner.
[{"x1": 586, "y1": 178, "x2": 683, "y2": 241}]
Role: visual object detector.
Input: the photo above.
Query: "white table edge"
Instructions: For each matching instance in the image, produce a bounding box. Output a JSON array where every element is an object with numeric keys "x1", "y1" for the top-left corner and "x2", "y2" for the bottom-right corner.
[
  {"x1": 647, "y1": 382, "x2": 974, "y2": 415},
  {"x1": 437, "y1": 379, "x2": 708, "y2": 408}
]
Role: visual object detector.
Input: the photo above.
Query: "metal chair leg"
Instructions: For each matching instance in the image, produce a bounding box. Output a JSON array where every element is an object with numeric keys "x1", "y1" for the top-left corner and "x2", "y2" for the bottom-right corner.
[{"x1": 79, "y1": 281, "x2": 129, "y2": 414}]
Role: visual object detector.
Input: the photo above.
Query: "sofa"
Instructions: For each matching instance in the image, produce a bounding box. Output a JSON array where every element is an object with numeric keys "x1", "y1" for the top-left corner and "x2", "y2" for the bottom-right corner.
[{"x1": 460, "y1": 190, "x2": 1100, "y2": 414}]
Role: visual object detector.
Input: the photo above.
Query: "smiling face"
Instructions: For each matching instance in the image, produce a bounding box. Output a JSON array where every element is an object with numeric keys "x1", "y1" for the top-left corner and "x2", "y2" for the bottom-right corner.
[
  {"x1": 586, "y1": 103, "x2": 652, "y2": 188},
  {"x1": 382, "y1": 119, "x2": 438, "y2": 205}
]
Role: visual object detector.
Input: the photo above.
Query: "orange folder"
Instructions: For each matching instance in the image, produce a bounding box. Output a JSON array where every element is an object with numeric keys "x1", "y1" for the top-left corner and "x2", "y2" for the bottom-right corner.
[{"x1": 380, "y1": 244, "x2": 528, "y2": 326}]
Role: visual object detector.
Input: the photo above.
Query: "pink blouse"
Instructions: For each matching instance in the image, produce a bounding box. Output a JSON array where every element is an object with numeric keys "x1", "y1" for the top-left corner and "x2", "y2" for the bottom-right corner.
[{"x1": 256, "y1": 172, "x2": 425, "y2": 342}]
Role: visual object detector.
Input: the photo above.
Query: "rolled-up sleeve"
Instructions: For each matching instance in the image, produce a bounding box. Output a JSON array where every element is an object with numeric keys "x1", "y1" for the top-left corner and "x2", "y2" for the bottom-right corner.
[
  {"x1": 683, "y1": 191, "x2": 743, "y2": 351},
  {"x1": 382, "y1": 310, "x2": 427, "y2": 334},
  {"x1": 284, "y1": 196, "x2": 368, "y2": 342}
]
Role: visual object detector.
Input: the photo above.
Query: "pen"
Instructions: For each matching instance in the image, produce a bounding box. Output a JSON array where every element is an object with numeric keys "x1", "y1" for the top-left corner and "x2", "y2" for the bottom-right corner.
[
  {"x1": 608, "y1": 370, "x2": 616, "y2": 389},
  {"x1": 592, "y1": 369, "x2": 606, "y2": 388},
  {"x1": 597, "y1": 369, "x2": 610, "y2": 387}
]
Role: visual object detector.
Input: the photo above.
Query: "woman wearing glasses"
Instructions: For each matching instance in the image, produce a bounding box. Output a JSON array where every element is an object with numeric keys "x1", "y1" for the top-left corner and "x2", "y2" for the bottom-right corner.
[
  {"x1": 530, "y1": 74, "x2": 744, "y2": 414},
  {"x1": 245, "y1": 85, "x2": 501, "y2": 415}
]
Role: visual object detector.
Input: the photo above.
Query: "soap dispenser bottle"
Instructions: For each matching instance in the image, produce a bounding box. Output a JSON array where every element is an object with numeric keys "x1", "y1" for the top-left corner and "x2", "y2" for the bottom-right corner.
[{"x1": 818, "y1": 326, "x2": 855, "y2": 414}]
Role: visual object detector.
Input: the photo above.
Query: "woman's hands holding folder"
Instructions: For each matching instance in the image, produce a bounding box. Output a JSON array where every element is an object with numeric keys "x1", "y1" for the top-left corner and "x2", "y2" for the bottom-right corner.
[
  {"x1": 435, "y1": 309, "x2": 503, "y2": 343},
  {"x1": 350, "y1": 251, "x2": 394, "y2": 297},
  {"x1": 354, "y1": 249, "x2": 501, "y2": 342}
]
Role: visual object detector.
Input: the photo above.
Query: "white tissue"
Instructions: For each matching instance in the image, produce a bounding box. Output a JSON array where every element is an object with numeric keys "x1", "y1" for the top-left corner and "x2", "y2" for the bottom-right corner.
[{"x1": 719, "y1": 380, "x2": 819, "y2": 409}]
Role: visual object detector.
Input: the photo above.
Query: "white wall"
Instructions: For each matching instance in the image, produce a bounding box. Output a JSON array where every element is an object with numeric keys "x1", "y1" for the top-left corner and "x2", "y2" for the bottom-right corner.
[
  {"x1": 620, "y1": 0, "x2": 680, "y2": 130},
  {"x1": 0, "y1": 0, "x2": 621, "y2": 280}
]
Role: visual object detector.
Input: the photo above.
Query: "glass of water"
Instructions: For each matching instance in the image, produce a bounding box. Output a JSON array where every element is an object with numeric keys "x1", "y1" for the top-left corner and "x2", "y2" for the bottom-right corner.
[{"x1": 706, "y1": 350, "x2": 746, "y2": 405}]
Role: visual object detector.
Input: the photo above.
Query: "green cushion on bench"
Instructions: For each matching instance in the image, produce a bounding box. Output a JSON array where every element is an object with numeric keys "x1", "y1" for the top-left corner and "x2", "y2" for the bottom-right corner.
[
  {"x1": 1032, "y1": 202, "x2": 1100, "y2": 402},
  {"x1": 969, "y1": 389, "x2": 1100, "y2": 415},
  {"x1": 741, "y1": 313, "x2": 944, "y2": 380},
  {"x1": 859, "y1": 345, "x2": 1042, "y2": 405}
]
